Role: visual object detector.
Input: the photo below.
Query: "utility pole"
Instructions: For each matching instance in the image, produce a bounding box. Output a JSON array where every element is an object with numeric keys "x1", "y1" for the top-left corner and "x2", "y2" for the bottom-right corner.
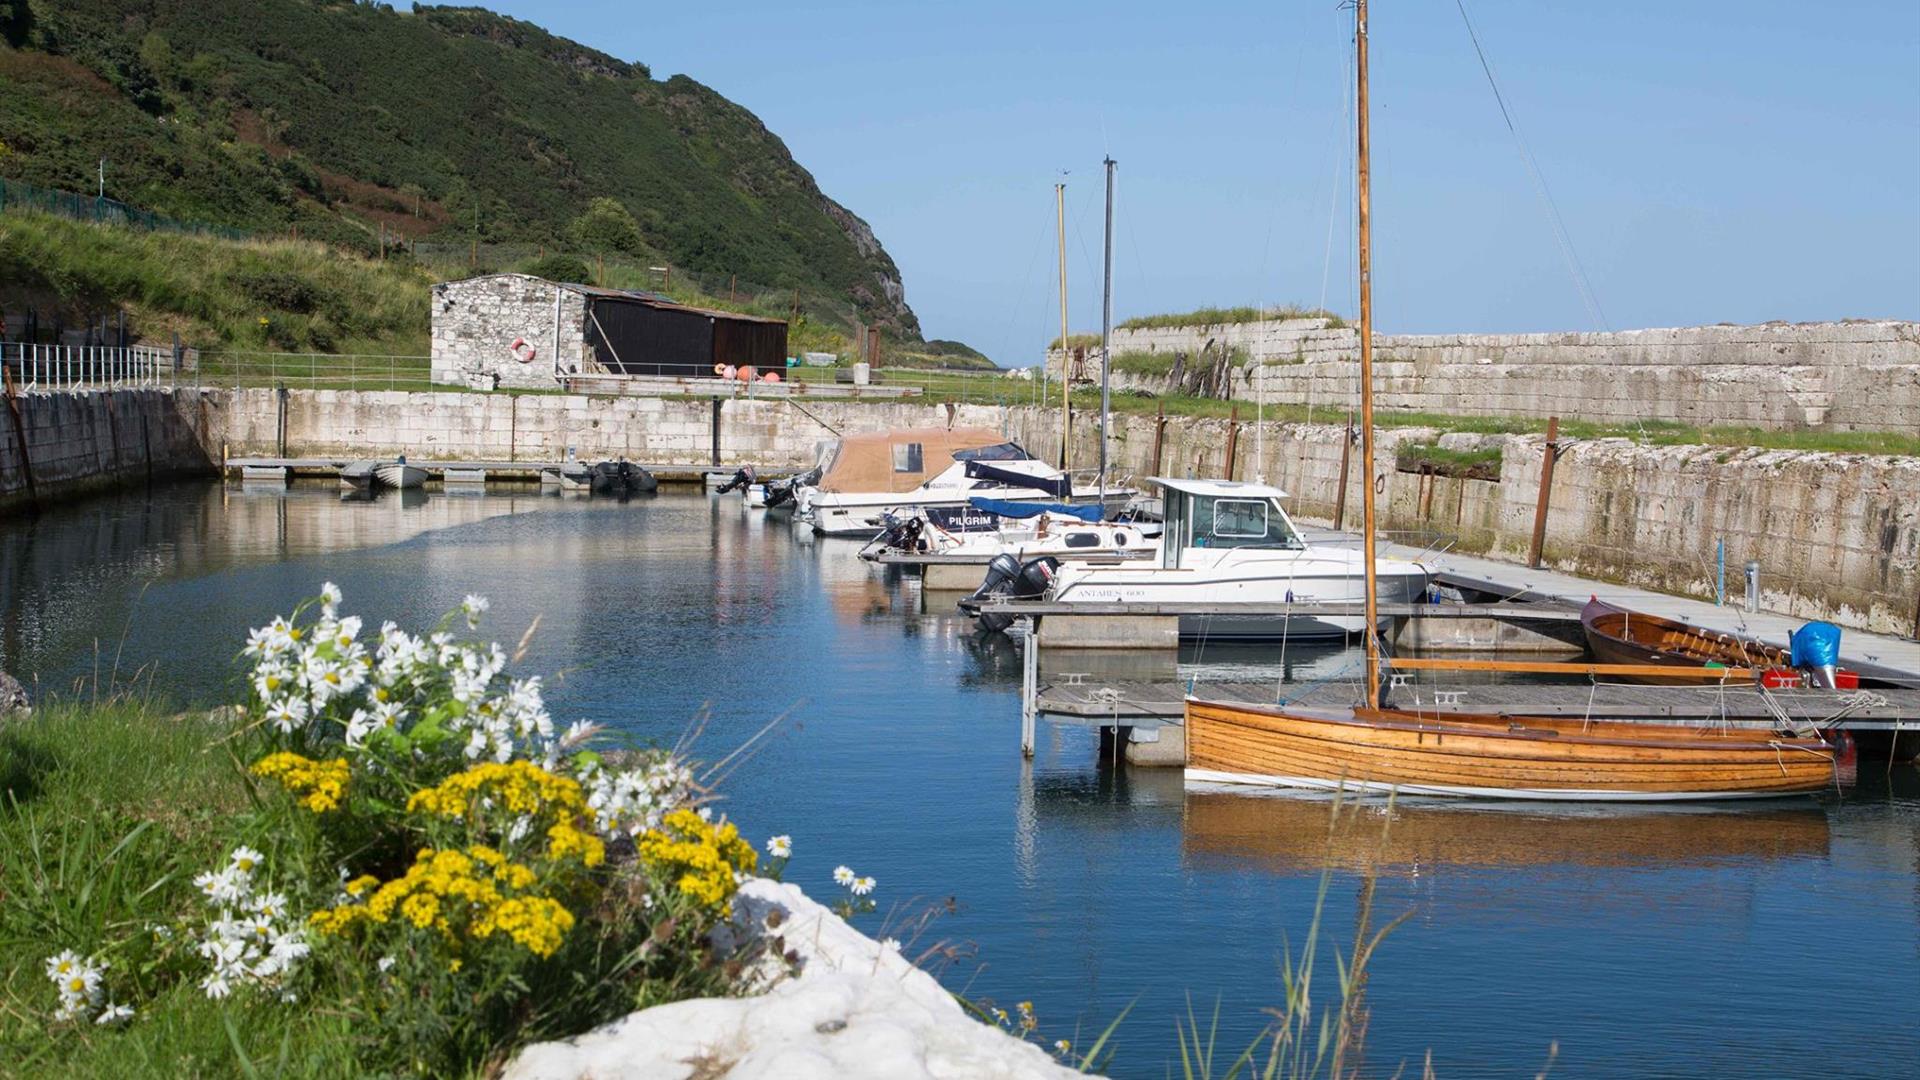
[
  {"x1": 1099, "y1": 157, "x2": 1115, "y2": 498},
  {"x1": 97, "y1": 158, "x2": 105, "y2": 200}
]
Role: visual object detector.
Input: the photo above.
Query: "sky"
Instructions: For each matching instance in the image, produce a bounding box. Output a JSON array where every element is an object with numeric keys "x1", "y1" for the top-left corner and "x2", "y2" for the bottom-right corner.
[{"x1": 489, "y1": 0, "x2": 1919, "y2": 364}]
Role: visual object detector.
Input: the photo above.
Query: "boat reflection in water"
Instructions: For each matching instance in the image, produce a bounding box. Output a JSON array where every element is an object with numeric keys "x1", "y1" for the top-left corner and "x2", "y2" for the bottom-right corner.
[{"x1": 1179, "y1": 787, "x2": 1833, "y2": 877}]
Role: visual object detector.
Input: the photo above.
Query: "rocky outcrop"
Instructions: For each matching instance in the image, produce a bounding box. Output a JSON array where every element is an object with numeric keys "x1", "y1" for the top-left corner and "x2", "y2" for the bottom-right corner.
[
  {"x1": 0, "y1": 671, "x2": 29, "y2": 717},
  {"x1": 503, "y1": 878, "x2": 1078, "y2": 1080}
]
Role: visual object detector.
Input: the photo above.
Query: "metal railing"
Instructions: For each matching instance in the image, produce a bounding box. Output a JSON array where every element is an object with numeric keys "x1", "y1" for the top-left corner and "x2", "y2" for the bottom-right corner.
[{"x1": 2, "y1": 342, "x2": 184, "y2": 392}]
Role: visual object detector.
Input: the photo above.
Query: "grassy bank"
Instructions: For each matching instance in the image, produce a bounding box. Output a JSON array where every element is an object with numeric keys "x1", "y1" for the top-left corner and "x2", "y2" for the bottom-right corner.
[{"x1": 0, "y1": 211, "x2": 431, "y2": 355}]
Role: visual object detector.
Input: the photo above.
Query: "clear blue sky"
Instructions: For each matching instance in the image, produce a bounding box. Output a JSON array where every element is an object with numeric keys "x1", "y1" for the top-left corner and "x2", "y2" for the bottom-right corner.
[{"x1": 492, "y1": 0, "x2": 1918, "y2": 363}]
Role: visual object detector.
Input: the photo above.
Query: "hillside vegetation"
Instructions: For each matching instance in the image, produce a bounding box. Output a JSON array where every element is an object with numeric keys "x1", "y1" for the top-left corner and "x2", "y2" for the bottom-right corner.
[
  {"x1": 0, "y1": 211, "x2": 430, "y2": 353},
  {"x1": 0, "y1": 0, "x2": 921, "y2": 337},
  {"x1": 1118, "y1": 304, "x2": 1345, "y2": 330}
]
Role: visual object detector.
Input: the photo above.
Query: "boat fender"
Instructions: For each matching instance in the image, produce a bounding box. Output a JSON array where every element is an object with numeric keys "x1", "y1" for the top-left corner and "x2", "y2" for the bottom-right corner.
[{"x1": 510, "y1": 337, "x2": 537, "y2": 363}]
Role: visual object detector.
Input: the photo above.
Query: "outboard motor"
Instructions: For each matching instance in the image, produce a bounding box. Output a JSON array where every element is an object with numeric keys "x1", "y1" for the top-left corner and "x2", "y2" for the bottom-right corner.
[
  {"x1": 1790, "y1": 621, "x2": 1842, "y2": 689},
  {"x1": 875, "y1": 514, "x2": 928, "y2": 554},
  {"x1": 967, "y1": 555, "x2": 1058, "y2": 634},
  {"x1": 717, "y1": 465, "x2": 755, "y2": 494}
]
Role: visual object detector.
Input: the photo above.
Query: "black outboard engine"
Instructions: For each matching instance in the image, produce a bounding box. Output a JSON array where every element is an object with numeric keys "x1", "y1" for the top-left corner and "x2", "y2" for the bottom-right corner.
[
  {"x1": 876, "y1": 514, "x2": 928, "y2": 554},
  {"x1": 967, "y1": 554, "x2": 1058, "y2": 633},
  {"x1": 716, "y1": 465, "x2": 755, "y2": 494}
]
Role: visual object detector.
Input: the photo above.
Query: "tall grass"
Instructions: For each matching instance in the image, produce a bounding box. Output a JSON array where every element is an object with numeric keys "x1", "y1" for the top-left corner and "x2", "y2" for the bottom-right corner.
[
  {"x1": 0, "y1": 211, "x2": 431, "y2": 355},
  {"x1": 0, "y1": 702, "x2": 359, "y2": 1077},
  {"x1": 1118, "y1": 305, "x2": 1346, "y2": 331}
]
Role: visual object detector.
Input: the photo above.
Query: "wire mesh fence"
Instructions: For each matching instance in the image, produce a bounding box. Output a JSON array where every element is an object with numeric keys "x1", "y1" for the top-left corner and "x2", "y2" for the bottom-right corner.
[{"x1": 0, "y1": 178, "x2": 252, "y2": 241}]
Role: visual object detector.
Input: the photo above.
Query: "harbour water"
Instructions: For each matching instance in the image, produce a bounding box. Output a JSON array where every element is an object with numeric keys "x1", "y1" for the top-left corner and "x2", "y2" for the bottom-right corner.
[{"x1": 3, "y1": 483, "x2": 1916, "y2": 1077}]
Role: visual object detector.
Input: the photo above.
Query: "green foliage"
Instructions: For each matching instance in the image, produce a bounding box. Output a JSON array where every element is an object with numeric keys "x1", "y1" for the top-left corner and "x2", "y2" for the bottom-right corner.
[
  {"x1": 1048, "y1": 333, "x2": 1102, "y2": 351},
  {"x1": 1394, "y1": 442, "x2": 1504, "y2": 480},
  {"x1": 567, "y1": 198, "x2": 645, "y2": 256},
  {"x1": 1117, "y1": 304, "x2": 1346, "y2": 331},
  {"x1": 0, "y1": 703, "x2": 361, "y2": 1077},
  {"x1": 1, "y1": 0, "x2": 921, "y2": 335},
  {"x1": 0, "y1": 210, "x2": 429, "y2": 352},
  {"x1": 519, "y1": 253, "x2": 591, "y2": 285},
  {"x1": 1112, "y1": 350, "x2": 1176, "y2": 377}
]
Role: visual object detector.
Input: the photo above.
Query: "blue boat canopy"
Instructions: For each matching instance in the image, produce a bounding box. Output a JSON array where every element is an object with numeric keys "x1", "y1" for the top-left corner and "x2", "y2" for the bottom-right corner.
[{"x1": 968, "y1": 497, "x2": 1104, "y2": 522}]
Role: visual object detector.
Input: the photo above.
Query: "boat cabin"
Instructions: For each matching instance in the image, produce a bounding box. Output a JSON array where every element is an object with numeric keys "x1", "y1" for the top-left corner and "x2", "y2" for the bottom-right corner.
[
  {"x1": 1153, "y1": 478, "x2": 1306, "y2": 568},
  {"x1": 815, "y1": 428, "x2": 1043, "y2": 495}
]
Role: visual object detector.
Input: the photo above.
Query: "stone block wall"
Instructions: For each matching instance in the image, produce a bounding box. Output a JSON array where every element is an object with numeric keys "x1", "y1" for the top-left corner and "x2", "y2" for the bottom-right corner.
[
  {"x1": 0, "y1": 389, "x2": 220, "y2": 511},
  {"x1": 1047, "y1": 320, "x2": 1920, "y2": 432},
  {"x1": 429, "y1": 274, "x2": 592, "y2": 390}
]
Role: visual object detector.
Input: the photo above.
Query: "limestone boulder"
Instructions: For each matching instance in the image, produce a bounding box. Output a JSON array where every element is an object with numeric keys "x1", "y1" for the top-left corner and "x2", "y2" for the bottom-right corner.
[
  {"x1": 503, "y1": 878, "x2": 1080, "y2": 1080},
  {"x1": 0, "y1": 670, "x2": 29, "y2": 718}
]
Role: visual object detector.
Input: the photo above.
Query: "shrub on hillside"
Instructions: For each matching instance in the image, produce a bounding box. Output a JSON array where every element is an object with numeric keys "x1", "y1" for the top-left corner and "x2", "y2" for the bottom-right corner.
[
  {"x1": 568, "y1": 197, "x2": 645, "y2": 255},
  {"x1": 520, "y1": 253, "x2": 592, "y2": 284}
]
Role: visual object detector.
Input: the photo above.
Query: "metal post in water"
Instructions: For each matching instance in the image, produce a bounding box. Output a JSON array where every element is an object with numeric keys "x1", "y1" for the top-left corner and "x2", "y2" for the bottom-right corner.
[{"x1": 1020, "y1": 618, "x2": 1038, "y2": 758}]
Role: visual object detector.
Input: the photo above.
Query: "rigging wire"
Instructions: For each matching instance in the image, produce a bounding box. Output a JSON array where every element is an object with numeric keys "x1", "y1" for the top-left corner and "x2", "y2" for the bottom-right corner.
[{"x1": 1452, "y1": 0, "x2": 1610, "y2": 331}]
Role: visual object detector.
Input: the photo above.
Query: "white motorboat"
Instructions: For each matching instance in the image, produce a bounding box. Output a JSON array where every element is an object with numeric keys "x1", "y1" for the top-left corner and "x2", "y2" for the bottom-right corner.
[
  {"x1": 860, "y1": 497, "x2": 1160, "y2": 562},
  {"x1": 798, "y1": 427, "x2": 1126, "y2": 538},
  {"x1": 372, "y1": 457, "x2": 427, "y2": 490},
  {"x1": 1039, "y1": 478, "x2": 1430, "y2": 640}
]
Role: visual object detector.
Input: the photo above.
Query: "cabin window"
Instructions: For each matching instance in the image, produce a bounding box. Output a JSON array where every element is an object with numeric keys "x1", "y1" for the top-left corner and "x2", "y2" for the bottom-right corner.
[
  {"x1": 892, "y1": 443, "x2": 923, "y2": 473},
  {"x1": 1064, "y1": 532, "x2": 1099, "y2": 548},
  {"x1": 1211, "y1": 499, "x2": 1268, "y2": 538}
]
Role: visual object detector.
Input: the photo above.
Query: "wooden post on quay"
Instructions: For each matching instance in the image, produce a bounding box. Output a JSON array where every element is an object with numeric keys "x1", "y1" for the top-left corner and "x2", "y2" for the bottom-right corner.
[
  {"x1": 1223, "y1": 405, "x2": 1240, "y2": 480},
  {"x1": 728, "y1": 274, "x2": 737, "y2": 303},
  {"x1": 1526, "y1": 415, "x2": 1560, "y2": 569},
  {"x1": 1334, "y1": 411, "x2": 1353, "y2": 530},
  {"x1": 1150, "y1": 402, "x2": 1166, "y2": 476}
]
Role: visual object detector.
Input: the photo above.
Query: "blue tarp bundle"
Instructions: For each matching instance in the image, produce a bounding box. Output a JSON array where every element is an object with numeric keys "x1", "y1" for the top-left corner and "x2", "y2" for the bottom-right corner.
[
  {"x1": 968, "y1": 497, "x2": 1104, "y2": 522},
  {"x1": 1789, "y1": 621, "x2": 1842, "y2": 669},
  {"x1": 962, "y1": 460, "x2": 1072, "y2": 499}
]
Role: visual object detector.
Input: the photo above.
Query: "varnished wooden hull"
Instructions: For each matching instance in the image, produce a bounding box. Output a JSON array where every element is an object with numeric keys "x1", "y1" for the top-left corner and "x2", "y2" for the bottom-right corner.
[
  {"x1": 1185, "y1": 699, "x2": 1839, "y2": 801},
  {"x1": 1580, "y1": 597, "x2": 1789, "y2": 684}
]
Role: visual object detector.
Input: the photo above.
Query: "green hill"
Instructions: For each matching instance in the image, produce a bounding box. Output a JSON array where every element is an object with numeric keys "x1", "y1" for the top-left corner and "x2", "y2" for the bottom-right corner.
[{"x1": 0, "y1": 0, "x2": 921, "y2": 337}]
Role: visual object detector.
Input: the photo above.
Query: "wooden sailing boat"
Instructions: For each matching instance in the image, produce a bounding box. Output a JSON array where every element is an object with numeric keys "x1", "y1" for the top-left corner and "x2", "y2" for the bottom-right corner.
[{"x1": 1181, "y1": 0, "x2": 1844, "y2": 801}]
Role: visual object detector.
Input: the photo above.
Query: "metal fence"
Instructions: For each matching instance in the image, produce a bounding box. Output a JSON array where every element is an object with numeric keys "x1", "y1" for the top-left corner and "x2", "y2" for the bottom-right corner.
[
  {"x1": 0, "y1": 177, "x2": 252, "y2": 241},
  {"x1": 2, "y1": 342, "x2": 184, "y2": 393}
]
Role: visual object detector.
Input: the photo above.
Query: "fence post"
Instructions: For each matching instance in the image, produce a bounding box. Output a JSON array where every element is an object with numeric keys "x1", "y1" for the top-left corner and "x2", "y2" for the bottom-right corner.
[{"x1": 1525, "y1": 416, "x2": 1560, "y2": 569}]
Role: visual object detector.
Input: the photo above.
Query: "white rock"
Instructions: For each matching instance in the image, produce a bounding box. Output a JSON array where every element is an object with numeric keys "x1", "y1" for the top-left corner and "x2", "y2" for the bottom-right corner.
[{"x1": 503, "y1": 878, "x2": 1080, "y2": 1080}]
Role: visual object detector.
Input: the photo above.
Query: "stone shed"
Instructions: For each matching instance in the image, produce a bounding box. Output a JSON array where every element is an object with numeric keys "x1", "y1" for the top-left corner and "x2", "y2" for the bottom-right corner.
[{"x1": 430, "y1": 273, "x2": 788, "y2": 391}]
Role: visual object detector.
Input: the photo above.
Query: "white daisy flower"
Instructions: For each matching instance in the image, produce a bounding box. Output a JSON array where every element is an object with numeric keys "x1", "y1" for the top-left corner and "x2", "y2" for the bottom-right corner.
[
  {"x1": 461, "y1": 594, "x2": 490, "y2": 628},
  {"x1": 318, "y1": 581, "x2": 343, "y2": 618},
  {"x1": 833, "y1": 865, "x2": 856, "y2": 887},
  {"x1": 851, "y1": 876, "x2": 876, "y2": 897},
  {"x1": 96, "y1": 1003, "x2": 135, "y2": 1025},
  {"x1": 766, "y1": 835, "x2": 792, "y2": 858},
  {"x1": 229, "y1": 847, "x2": 265, "y2": 876}
]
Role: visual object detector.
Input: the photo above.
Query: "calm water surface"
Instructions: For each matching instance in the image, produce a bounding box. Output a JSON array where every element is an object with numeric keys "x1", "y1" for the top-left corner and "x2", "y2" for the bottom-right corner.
[{"x1": 4, "y1": 482, "x2": 1916, "y2": 1078}]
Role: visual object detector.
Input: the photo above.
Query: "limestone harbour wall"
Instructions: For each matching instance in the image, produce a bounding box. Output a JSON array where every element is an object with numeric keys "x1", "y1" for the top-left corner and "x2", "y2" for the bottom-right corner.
[
  {"x1": 1049, "y1": 319, "x2": 1920, "y2": 433},
  {"x1": 5, "y1": 386, "x2": 1917, "y2": 636},
  {"x1": 0, "y1": 388, "x2": 218, "y2": 511}
]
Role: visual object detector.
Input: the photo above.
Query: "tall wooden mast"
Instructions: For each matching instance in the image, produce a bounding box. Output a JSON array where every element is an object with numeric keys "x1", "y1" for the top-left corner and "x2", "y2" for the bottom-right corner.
[
  {"x1": 1357, "y1": 0, "x2": 1382, "y2": 708},
  {"x1": 1056, "y1": 182, "x2": 1072, "y2": 470}
]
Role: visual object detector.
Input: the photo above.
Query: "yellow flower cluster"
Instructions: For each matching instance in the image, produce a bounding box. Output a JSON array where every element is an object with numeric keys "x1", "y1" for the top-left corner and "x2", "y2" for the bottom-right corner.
[
  {"x1": 251, "y1": 752, "x2": 350, "y2": 813},
  {"x1": 407, "y1": 761, "x2": 587, "y2": 821},
  {"x1": 637, "y1": 809, "x2": 758, "y2": 915},
  {"x1": 407, "y1": 761, "x2": 605, "y2": 866},
  {"x1": 309, "y1": 846, "x2": 575, "y2": 957}
]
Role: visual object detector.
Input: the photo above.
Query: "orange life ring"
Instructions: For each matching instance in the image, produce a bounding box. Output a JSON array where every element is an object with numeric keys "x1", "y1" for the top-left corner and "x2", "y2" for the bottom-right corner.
[{"x1": 510, "y1": 337, "x2": 537, "y2": 363}]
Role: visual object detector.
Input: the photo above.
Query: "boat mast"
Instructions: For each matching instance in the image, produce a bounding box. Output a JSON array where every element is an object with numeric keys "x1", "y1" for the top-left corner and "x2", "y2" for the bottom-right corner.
[
  {"x1": 1356, "y1": 0, "x2": 1382, "y2": 709},
  {"x1": 1099, "y1": 157, "x2": 1116, "y2": 496},
  {"x1": 1056, "y1": 181, "x2": 1072, "y2": 471}
]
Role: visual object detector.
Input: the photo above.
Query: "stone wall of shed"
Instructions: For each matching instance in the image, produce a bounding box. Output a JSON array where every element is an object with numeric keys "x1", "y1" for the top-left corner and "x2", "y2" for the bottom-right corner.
[{"x1": 429, "y1": 275, "x2": 591, "y2": 390}]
